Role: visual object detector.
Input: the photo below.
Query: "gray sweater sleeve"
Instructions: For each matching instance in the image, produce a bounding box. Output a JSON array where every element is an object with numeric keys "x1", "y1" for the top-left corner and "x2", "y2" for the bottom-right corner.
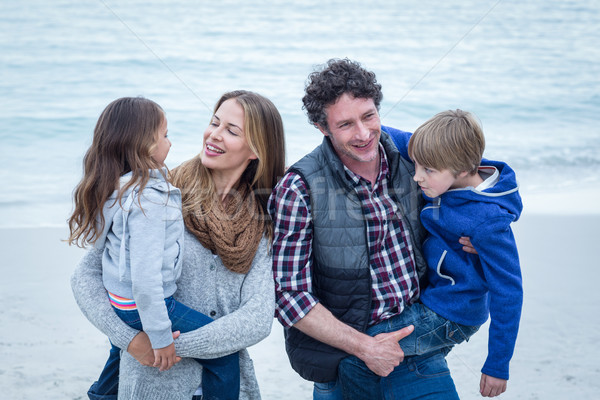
[
  {"x1": 174, "y1": 238, "x2": 275, "y2": 359},
  {"x1": 70, "y1": 248, "x2": 139, "y2": 350}
]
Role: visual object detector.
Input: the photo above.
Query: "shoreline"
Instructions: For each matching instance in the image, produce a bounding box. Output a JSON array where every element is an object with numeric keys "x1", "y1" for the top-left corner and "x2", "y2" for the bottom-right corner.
[
  {"x1": 1, "y1": 183, "x2": 600, "y2": 231},
  {"x1": 519, "y1": 184, "x2": 600, "y2": 215}
]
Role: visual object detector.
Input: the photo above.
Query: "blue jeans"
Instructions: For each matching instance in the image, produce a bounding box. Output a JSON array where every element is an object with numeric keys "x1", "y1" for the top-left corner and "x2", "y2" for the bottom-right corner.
[
  {"x1": 88, "y1": 296, "x2": 239, "y2": 400},
  {"x1": 87, "y1": 343, "x2": 120, "y2": 400},
  {"x1": 381, "y1": 303, "x2": 479, "y2": 357},
  {"x1": 337, "y1": 303, "x2": 479, "y2": 399},
  {"x1": 339, "y1": 350, "x2": 460, "y2": 400},
  {"x1": 314, "y1": 353, "x2": 458, "y2": 400},
  {"x1": 313, "y1": 378, "x2": 344, "y2": 400}
]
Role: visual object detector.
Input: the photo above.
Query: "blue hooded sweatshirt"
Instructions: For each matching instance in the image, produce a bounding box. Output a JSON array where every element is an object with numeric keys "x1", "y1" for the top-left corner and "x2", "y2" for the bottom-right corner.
[{"x1": 419, "y1": 159, "x2": 523, "y2": 380}]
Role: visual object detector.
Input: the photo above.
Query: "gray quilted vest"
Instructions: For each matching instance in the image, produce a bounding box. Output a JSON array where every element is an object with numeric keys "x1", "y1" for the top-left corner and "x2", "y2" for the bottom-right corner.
[{"x1": 284, "y1": 130, "x2": 427, "y2": 383}]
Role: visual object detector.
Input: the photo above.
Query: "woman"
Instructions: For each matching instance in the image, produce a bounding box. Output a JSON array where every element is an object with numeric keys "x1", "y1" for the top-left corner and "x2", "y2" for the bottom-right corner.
[{"x1": 71, "y1": 90, "x2": 286, "y2": 400}]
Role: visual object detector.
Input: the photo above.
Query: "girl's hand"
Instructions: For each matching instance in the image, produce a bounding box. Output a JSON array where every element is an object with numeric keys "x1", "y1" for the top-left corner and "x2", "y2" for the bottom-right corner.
[
  {"x1": 153, "y1": 342, "x2": 179, "y2": 371},
  {"x1": 480, "y1": 373, "x2": 507, "y2": 397}
]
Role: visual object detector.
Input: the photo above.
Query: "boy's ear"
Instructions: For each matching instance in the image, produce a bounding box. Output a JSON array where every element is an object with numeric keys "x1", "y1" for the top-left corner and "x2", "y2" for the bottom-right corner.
[{"x1": 456, "y1": 171, "x2": 470, "y2": 179}]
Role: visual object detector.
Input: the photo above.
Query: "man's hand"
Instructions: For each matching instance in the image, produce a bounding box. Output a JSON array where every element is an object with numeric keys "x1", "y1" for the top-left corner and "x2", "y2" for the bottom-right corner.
[
  {"x1": 127, "y1": 331, "x2": 181, "y2": 367},
  {"x1": 459, "y1": 236, "x2": 478, "y2": 254},
  {"x1": 293, "y1": 304, "x2": 415, "y2": 377},
  {"x1": 480, "y1": 373, "x2": 507, "y2": 397},
  {"x1": 359, "y1": 325, "x2": 415, "y2": 377}
]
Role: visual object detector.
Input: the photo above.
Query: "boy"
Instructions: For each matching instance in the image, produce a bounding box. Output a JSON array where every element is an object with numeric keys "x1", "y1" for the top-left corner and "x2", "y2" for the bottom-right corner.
[{"x1": 338, "y1": 110, "x2": 523, "y2": 398}]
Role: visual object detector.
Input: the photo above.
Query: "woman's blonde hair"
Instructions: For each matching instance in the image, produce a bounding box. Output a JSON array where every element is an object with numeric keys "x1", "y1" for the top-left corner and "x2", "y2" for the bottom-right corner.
[
  {"x1": 171, "y1": 90, "x2": 286, "y2": 238},
  {"x1": 67, "y1": 97, "x2": 165, "y2": 247},
  {"x1": 408, "y1": 109, "x2": 485, "y2": 176}
]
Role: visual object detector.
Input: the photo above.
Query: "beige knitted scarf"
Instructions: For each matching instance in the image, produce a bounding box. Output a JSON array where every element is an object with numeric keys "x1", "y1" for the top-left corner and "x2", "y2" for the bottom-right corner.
[{"x1": 184, "y1": 184, "x2": 264, "y2": 274}]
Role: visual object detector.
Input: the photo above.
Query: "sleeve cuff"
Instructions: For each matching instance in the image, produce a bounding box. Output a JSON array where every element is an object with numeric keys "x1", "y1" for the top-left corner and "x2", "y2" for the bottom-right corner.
[{"x1": 275, "y1": 292, "x2": 319, "y2": 327}]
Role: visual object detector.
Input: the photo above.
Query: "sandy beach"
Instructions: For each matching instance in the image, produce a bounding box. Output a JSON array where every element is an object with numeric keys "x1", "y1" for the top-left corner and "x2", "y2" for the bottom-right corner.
[{"x1": 1, "y1": 187, "x2": 599, "y2": 400}]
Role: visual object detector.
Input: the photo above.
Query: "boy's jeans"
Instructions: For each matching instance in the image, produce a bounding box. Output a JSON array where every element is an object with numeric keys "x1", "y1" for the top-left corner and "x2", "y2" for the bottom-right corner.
[
  {"x1": 88, "y1": 296, "x2": 240, "y2": 400},
  {"x1": 337, "y1": 303, "x2": 479, "y2": 400}
]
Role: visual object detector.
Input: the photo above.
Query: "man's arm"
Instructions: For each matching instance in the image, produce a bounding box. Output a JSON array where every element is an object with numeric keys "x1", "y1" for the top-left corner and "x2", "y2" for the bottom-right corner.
[
  {"x1": 269, "y1": 172, "x2": 319, "y2": 327},
  {"x1": 294, "y1": 303, "x2": 414, "y2": 377}
]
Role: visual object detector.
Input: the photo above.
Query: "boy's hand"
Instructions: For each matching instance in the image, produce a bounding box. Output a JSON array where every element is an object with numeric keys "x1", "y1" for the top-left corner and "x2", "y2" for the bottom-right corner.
[
  {"x1": 153, "y1": 342, "x2": 178, "y2": 371},
  {"x1": 480, "y1": 373, "x2": 507, "y2": 397}
]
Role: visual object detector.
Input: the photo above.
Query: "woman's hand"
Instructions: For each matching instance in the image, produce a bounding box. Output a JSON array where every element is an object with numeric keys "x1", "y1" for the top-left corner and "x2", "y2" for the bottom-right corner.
[
  {"x1": 127, "y1": 332, "x2": 154, "y2": 366},
  {"x1": 127, "y1": 331, "x2": 181, "y2": 367}
]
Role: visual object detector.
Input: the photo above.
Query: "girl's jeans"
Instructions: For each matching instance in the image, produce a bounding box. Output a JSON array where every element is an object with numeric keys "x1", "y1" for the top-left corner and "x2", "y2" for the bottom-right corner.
[
  {"x1": 335, "y1": 302, "x2": 480, "y2": 400},
  {"x1": 88, "y1": 296, "x2": 239, "y2": 400}
]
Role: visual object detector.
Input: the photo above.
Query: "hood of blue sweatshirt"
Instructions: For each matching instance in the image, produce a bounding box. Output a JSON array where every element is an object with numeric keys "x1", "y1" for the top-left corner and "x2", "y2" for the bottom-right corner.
[{"x1": 423, "y1": 158, "x2": 523, "y2": 225}]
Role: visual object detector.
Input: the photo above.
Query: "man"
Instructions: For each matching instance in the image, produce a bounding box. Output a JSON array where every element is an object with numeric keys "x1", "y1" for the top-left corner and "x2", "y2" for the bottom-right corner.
[{"x1": 268, "y1": 59, "x2": 464, "y2": 399}]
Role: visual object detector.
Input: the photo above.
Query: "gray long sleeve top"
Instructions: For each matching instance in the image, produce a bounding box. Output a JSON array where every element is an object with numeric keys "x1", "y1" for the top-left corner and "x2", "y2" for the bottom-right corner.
[{"x1": 71, "y1": 230, "x2": 275, "y2": 400}]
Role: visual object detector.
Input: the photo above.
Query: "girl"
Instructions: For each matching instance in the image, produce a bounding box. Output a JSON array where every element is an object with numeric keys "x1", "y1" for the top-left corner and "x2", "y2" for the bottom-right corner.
[
  {"x1": 71, "y1": 91, "x2": 285, "y2": 400},
  {"x1": 68, "y1": 97, "x2": 240, "y2": 400}
]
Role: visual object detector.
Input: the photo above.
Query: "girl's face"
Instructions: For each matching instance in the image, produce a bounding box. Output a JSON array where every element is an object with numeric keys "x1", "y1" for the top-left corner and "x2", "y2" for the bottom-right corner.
[
  {"x1": 151, "y1": 116, "x2": 171, "y2": 165},
  {"x1": 201, "y1": 99, "x2": 257, "y2": 177}
]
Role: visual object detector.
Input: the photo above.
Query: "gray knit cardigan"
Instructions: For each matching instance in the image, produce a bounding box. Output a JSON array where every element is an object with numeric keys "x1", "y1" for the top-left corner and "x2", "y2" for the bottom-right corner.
[{"x1": 71, "y1": 230, "x2": 275, "y2": 399}]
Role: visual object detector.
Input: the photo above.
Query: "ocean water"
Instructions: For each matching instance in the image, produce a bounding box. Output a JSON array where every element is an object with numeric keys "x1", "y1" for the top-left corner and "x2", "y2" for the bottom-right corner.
[{"x1": 1, "y1": 0, "x2": 599, "y2": 227}]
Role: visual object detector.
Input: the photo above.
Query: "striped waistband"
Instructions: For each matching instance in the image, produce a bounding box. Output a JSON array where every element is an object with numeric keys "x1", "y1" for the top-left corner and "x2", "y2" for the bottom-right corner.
[{"x1": 108, "y1": 292, "x2": 137, "y2": 311}]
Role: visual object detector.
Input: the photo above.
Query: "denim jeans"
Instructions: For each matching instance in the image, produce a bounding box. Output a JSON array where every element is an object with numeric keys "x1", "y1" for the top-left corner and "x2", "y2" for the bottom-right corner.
[
  {"x1": 380, "y1": 303, "x2": 479, "y2": 357},
  {"x1": 89, "y1": 296, "x2": 240, "y2": 400},
  {"x1": 313, "y1": 378, "x2": 344, "y2": 400},
  {"x1": 87, "y1": 343, "x2": 120, "y2": 400},
  {"x1": 339, "y1": 349, "x2": 460, "y2": 400},
  {"x1": 337, "y1": 303, "x2": 479, "y2": 399}
]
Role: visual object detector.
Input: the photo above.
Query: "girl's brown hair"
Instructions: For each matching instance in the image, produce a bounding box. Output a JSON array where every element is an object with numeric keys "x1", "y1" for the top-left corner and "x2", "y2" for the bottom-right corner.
[
  {"x1": 171, "y1": 90, "x2": 286, "y2": 238},
  {"x1": 67, "y1": 97, "x2": 165, "y2": 247}
]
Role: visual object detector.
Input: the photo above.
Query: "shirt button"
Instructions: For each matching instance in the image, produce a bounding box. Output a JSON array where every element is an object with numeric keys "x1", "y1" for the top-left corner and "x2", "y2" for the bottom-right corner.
[{"x1": 210, "y1": 310, "x2": 217, "y2": 317}]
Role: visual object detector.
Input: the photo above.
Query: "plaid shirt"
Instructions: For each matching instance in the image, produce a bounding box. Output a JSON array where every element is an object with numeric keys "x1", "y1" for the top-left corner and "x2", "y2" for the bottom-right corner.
[{"x1": 268, "y1": 145, "x2": 420, "y2": 328}]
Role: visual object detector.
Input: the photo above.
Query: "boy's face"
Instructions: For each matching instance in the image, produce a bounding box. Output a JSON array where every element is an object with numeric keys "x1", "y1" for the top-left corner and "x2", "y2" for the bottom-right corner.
[{"x1": 413, "y1": 161, "x2": 463, "y2": 198}]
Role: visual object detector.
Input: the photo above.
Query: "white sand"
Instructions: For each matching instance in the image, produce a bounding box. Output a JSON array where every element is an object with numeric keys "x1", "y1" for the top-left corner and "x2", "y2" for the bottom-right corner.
[{"x1": 1, "y1": 207, "x2": 599, "y2": 399}]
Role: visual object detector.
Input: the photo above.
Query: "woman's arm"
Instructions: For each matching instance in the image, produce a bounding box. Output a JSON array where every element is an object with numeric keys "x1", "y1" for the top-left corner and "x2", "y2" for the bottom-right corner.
[
  {"x1": 70, "y1": 248, "x2": 139, "y2": 350},
  {"x1": 174, "y1": 239, "x2": 275, "y2": 359}
]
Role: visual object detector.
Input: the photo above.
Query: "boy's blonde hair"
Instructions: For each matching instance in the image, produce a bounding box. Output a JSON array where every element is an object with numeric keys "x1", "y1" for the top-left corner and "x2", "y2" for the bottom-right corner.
[{"x1": 408, "y1": 109, "x2": 485, "y2": 176}]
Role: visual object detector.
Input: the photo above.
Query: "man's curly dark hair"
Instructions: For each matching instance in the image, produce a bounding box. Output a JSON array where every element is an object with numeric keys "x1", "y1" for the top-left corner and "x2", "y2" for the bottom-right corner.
[{"x1": 302, "y1": 58, "x2": 383, "y2": 131}]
